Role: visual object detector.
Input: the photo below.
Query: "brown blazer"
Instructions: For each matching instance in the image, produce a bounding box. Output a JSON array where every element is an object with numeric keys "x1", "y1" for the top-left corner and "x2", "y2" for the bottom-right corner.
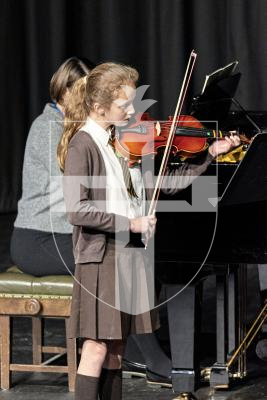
[{"x1": 63, "y1": 130, "x2": 213, "y2": 264}]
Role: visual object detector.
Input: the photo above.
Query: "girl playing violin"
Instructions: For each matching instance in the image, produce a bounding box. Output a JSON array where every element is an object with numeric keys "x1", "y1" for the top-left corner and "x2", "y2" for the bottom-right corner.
[{"x1": 58, "y1": 62, "x2": 240, "y2": 400}]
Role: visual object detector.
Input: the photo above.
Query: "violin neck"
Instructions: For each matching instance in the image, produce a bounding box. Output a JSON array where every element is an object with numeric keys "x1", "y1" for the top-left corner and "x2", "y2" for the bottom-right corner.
[
  {"x1": 175, "y1": 126, "x2": 229, "y2": 138},
  {"x1": 119, "y1": 123, "x2": 231, "y2": 139}
]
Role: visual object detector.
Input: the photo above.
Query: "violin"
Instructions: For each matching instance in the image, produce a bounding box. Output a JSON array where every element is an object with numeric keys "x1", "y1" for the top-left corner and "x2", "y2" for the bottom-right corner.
[{"x1": 115, "y1": 112, "x2": 249, "y2": 162}]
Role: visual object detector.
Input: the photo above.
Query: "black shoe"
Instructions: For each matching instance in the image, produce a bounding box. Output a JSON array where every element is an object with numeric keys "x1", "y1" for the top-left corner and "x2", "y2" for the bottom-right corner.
[
  {"x1": 122, "y1": 359, "x2": 146, "y2": 378},
  {"x1": 146, "y1": 369, "x2": 172, "y2": 388}
]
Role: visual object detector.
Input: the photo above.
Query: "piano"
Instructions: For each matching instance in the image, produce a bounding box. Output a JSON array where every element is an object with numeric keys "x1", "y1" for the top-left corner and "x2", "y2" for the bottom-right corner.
[{"x1": 154, "y1": 75, "x2": 267, "y2": 396}]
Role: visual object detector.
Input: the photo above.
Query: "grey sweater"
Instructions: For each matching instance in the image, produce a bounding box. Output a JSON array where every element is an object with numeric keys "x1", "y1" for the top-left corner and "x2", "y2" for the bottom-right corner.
[{"x1": 15, "y1": 104, "x2": 72, "y2": 233}]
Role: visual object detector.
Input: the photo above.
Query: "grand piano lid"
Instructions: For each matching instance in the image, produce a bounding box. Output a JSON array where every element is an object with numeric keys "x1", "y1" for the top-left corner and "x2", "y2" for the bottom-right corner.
[
  {"x1": 220, "y1": 132, "x2": 267, "y2": 207},
  {"x1": 207, "y1": 132, "x2": 267, "y2": 264}
]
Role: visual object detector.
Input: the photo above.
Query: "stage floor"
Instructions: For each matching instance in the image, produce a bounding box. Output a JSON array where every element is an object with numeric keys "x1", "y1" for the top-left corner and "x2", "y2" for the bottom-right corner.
[
  {"x1": 1, "y1": 319, "x2": 267, "y2": 400},
  {"x1": 1, "y1": 370, "x2": 267, "y2": 400}
]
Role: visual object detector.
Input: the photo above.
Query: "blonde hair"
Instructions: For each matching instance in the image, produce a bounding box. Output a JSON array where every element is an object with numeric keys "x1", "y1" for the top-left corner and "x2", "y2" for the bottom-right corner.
[{"x1": 57, "y1": 62, "x2": 139, "y2": 171}]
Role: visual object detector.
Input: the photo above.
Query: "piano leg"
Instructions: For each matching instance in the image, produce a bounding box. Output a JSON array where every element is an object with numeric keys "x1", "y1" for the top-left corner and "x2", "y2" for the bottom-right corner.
[
  {"x1": 210, "y1": 264, "x2": 247, "y2": 388},
  {"x1": 228, "y1": 266, "x2": 237, "y2": 356},
  {"x1": 166, "y1": 281, "x2": 202, "y2": 393},
  {"x1": 210, "y1": 265, "x2": 230, "y2": 388},
  {"x1": 238, "y1": 264, "x2": 247, "y2": 378}
]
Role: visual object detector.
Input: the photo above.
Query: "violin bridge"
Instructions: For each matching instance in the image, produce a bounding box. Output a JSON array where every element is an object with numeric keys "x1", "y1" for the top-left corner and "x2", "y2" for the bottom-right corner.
[{"x1": 155, "y1": 121, "x2": 161, "y2": 136}]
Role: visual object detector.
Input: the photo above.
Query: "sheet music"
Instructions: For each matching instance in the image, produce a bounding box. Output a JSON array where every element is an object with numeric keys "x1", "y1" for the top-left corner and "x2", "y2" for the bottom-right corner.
[{"x1": 201, "y1": 60, "x2": 239, "y2": 95}]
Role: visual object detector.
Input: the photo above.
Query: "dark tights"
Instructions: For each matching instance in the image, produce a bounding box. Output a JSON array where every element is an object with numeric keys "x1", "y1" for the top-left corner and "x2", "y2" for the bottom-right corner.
[{"x1": 10, "y1": 227, "x2": 75, "y2": 275}]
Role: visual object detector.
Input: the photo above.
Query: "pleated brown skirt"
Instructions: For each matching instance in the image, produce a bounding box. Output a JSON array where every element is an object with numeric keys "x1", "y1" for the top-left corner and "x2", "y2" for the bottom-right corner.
[{"x1": 68, "y1": 239, "x2": 159, "y2": 340}]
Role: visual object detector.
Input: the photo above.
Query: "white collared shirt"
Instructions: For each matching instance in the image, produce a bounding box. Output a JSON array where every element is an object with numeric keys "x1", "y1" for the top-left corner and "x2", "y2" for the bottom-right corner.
[{"x1": 82, "y1": 118, "x2": 145, "y2": 218}]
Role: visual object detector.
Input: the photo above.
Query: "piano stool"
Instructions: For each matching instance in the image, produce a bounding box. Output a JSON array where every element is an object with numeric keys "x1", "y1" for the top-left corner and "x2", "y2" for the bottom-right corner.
[{"x1": 0, "y1": 266, "x2": 76, "y2": 391}]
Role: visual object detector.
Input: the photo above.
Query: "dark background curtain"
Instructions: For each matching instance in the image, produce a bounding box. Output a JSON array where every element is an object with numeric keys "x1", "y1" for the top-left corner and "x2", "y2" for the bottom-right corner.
[
  {"x1": 0, "y1": 0, "x2": 263, "y2": 329},
  {"x1": 1, "y1": 0, "x2": 267, "y2": 212}
]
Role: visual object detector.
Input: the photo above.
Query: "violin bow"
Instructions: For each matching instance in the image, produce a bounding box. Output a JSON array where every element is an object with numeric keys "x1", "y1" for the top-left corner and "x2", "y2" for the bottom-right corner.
[{"x1": 147, "y1": 50, "x2": 197, "y2": 219}]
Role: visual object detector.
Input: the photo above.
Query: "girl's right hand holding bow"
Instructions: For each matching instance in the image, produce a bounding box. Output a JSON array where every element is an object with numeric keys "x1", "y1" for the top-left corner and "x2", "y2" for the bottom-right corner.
[{"x1": 130, "y1": 215, "x2": 157, "y2": 241}]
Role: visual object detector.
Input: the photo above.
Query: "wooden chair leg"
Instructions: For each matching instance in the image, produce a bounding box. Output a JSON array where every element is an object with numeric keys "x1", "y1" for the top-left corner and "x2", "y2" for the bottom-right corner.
[
  {"x1": 65, "y1": 318, "x2": 77, "y2": 392},
  {"x1": 0, "y1": 315, "x2": 11, "y2": 390},
  {"x1": 32, "y1": 317, "x2": 42, "y2": 364}
]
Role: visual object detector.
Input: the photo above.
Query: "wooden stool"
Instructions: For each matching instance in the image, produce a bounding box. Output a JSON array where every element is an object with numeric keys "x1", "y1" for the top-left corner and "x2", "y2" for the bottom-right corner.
[{"x1": 0, "y1": 266, "x2": 76, "y2": 391}]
